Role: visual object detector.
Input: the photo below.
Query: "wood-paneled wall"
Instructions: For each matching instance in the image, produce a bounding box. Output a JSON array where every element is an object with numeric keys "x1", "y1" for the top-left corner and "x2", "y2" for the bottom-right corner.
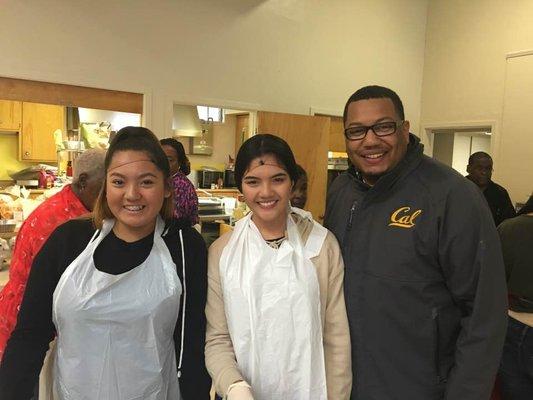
[
  {"x1": 257, "y1": 111, "x2": 329, "y2": 221},
  {"x1": 328, "y1": 116, "x2": 346, "y2": 152}
]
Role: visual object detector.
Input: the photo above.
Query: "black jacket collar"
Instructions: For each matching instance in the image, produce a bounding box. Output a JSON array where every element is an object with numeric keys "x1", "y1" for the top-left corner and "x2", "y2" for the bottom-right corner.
[{"x1": 348, "y1": 134, "x2": 424, "y2": 201}]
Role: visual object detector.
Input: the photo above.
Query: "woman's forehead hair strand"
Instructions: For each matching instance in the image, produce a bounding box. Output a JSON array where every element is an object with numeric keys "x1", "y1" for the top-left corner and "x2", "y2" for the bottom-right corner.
[
  {"x1": 107, "y1": 158, "x2": 154, "y2": 172},
  {"x1": 246, "y1": 158, "x2": 285, "y2": 174}
]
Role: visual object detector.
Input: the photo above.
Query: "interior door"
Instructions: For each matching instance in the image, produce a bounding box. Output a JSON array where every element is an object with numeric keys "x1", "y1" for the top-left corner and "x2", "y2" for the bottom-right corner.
[
  {"x1": 257, "y1": 111, "x2": 330, "y2": 221},
  {"x1": 328, "y1": 116, "x2": 346, "y2": 152}
]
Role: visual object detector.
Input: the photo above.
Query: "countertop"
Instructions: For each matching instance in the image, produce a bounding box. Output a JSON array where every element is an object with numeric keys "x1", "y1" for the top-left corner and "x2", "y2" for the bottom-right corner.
[
  {"x1": 196, "y1": 188, "x2": 240, "y2": 196},
  {"x1": 199, "y1": 214, "x2": 232, "y2": 223}
]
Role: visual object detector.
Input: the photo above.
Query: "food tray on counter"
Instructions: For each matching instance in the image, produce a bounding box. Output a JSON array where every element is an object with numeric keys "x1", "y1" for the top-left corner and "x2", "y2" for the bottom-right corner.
[{"x1": 0, "y1": 220, "x2": 16, "y2": 233}]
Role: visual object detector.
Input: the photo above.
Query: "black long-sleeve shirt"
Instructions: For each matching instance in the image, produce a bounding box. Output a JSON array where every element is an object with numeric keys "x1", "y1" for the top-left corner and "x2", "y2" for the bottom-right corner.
[
  {"x1": 0, "y1": 218, "x2": 211, "y2": 399},
  {"x1": 498, "y1": 214, "x2": 533, "y2": 312},
  {"x1": 466, "y1": 178, "x2": 517, "y2": 227}
]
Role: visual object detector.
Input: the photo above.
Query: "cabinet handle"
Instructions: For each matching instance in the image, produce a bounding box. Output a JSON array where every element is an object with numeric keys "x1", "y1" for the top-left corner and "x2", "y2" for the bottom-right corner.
[{"x1": 24, "y1": 151, "x2": 30, "y2": 157}]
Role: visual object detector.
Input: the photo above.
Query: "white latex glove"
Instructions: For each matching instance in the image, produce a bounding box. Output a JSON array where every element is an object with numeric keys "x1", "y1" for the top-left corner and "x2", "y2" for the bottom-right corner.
[{"x1": 226, "y1": 381, "x2": 254, "y2": 400}]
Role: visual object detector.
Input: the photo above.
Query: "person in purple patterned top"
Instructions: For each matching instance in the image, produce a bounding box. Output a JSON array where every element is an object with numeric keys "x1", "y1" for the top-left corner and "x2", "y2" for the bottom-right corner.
[{"x1": 161, "y1": 138, "x2": 199, "y2": 225}]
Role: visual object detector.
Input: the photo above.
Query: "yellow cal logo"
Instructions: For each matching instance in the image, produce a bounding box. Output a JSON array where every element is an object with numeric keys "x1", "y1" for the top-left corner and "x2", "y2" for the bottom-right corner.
[{"x1": 388, "y1": 206, "x2": 422, "y2": 228}]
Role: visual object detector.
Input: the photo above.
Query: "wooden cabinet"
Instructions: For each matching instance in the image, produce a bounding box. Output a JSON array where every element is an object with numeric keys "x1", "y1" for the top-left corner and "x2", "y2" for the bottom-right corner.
[
  {"x1": 0, "y1": 100, "x2": 22, "y2": 131},
  {"x1": 20, "y1": 102, "x2": 65, "y2": 162},
  {"x1": 257, "y1": 111, "x2": 330, "y2": 221},
  {"x1": 329, "y1": 116, "x2": 346, "y2": 152}
]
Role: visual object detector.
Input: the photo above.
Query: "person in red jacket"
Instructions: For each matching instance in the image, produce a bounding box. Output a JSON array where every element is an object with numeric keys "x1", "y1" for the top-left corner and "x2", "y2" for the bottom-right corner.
[{"x1": 0, "y1": 148, "x2": 105, "y2": 360}]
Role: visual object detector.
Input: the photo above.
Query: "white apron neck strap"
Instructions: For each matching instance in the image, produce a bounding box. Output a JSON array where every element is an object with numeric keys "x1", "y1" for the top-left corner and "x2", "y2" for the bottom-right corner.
[
  {"x1": 100, "y1": 219, "x2": 115, "y2": 237},
  {"x1": 288, "y1": 209, "x2": 328, "y2": 259},
  {"x1": 154, "y1": 215, "x2": 166, "y2": 237},
  {"x1": 88, "y1": 228, "x2": 101, "y2": 244}
]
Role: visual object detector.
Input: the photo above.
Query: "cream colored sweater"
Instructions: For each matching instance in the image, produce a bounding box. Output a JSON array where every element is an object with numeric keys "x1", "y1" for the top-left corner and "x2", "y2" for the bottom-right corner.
[{"x1": 205, "y1": 213, "x2": 352, "y2": 399}]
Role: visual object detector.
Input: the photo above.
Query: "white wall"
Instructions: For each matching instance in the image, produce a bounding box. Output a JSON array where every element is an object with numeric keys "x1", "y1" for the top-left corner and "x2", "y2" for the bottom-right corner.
[
  {"x1": 498, "y1": 55, "x2": 533, "y2": 203},
  {"x1": 451, "y1": 134, "x2": 471, "y2": 176},
  {"x1": 471, "y1": 135, "x2": 490, "y2": 154},
  {"x1": 181, "y1": 114, "x2": 237, "y2": 171},
  {"x1": 432, "y1": 132, "x2": 454, "y2": 166},
  {"x1": 421, "y1": 0, "x2": 508, "y2": 126},
  {"x1": 421, "y1": 0, "x2": 533, "y2": 202},
  {"x1": 0, "y1": 0, "x2": 429, "y2": 142}
]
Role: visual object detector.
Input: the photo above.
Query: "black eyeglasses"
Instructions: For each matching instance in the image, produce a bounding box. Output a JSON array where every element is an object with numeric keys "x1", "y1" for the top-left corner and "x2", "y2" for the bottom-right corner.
[{"x1": 344, "y1": 121, "x2": 404, "y2": 141}]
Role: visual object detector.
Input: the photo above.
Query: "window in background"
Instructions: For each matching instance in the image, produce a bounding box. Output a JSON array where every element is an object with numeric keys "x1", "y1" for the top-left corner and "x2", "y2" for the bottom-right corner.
[{"x1": 197, "y1": 106, "x2": 223, "y2": 123}]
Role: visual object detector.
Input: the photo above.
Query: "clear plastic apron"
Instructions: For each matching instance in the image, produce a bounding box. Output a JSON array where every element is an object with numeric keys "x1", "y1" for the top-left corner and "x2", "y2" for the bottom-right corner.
[
  {"x1": 52, "y1": 216, "x2": 182, "y2": 400},
  {"x1": 220, "y1": 208, "x2": 328, "y2": 400}
]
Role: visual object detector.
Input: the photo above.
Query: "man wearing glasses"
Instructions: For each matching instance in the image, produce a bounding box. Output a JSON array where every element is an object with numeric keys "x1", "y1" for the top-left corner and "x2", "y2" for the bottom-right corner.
[{"x1": 324, "y1": 85, "x2": 507, "y2": 400}]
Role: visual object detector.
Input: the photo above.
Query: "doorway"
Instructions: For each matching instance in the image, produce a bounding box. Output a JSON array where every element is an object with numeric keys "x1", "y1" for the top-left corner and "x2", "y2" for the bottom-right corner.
[{"x1": 431, "y1": 127, "x2": 492, "y2": 176}]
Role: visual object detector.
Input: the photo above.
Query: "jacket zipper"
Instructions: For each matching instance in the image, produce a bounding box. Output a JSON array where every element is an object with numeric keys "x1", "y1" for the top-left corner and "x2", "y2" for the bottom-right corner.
[
  {"x1": 343, "y1": 200, "x2": 358, "y2": 254},
  {"x1": 347, "y1": 200, "x2": 358, "y2": 230}
]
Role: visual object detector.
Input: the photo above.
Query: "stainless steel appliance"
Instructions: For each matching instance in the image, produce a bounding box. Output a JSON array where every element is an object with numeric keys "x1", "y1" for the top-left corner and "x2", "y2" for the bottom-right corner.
[
  {"x1": 327, "y1": 155, "x2": 349, "y2": 190},
  {"x1": 197, "y1": 196, "x2": 231, "y2": 247},
  {"x1": 198, "y1": 197, "x2": 225, "y2": 218},
  {"x1": 224, "y1": 169, "x2": 236, "y2": 188},
  {"x1": 198, "y1": 169, "x2": 224, "y2": 189},
  {"x1": 327, "y1": 156, "x2": 349, "y2": 170}
]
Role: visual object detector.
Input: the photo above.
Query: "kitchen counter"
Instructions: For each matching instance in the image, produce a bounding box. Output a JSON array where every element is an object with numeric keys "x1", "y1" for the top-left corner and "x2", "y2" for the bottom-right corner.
[
  {"x1": 197, "y1": 193, "x2": 236, "y2": 224},
  {"x1": 196, "y1": 188, "x2": 240, "y2": 197},
  {"x1": 199, "y1": 213, "x2": 231, "y2": 223}
]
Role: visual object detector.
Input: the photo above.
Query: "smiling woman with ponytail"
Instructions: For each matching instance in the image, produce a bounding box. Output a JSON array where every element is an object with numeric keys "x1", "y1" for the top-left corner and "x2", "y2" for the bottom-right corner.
[{"x1": 0, "y1": 127, "x2": 211, "y2": 400}]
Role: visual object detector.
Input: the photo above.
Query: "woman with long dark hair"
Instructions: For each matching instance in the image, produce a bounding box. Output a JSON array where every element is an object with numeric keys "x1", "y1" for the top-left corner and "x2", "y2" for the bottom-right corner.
[
  {"x1": 0, "y1": 127, "x2": 211, "y2": 399},
  {"x1": 205, "y1": 134, "x2": 351, "y2": 399},
  {"x1": 160, "y1": 138, "x2": 199, "y2": 226}
]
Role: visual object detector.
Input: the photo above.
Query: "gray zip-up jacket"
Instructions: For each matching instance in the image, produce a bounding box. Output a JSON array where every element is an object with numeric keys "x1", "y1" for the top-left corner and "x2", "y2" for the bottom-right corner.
[{"x1": 324, "y1": 135, "x2": 507, "y2": 400}]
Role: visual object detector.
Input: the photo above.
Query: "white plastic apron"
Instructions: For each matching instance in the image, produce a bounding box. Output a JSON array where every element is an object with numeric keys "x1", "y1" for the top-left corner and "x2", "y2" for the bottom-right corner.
[
  {"x1": 52, "y1": 216, "x2": 182, "y2": 400},
  {"x1": 220, "y1": 208, "x2": 328, "y2": 400}
]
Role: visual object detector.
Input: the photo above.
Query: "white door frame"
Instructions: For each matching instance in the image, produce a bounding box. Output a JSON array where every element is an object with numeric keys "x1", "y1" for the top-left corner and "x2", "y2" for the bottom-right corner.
[{"x1": 420, "y1": 120, "x2": 499, "y2": 161}]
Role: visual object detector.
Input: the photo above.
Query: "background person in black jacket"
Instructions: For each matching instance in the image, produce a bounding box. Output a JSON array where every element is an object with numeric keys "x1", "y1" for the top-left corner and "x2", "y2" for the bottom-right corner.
[
  {"x1": 497, "y1": 192, "x2": 533, "y2": 399},
  {"x1": 324, "y1": 85, "x2": 507, "y2": 400},
  {"x1": 0, "y1": 126, "x2": 211, "y2": 399},
  {"x1": 466, "y1": 151, "x2": 516, "y2": 226}
]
